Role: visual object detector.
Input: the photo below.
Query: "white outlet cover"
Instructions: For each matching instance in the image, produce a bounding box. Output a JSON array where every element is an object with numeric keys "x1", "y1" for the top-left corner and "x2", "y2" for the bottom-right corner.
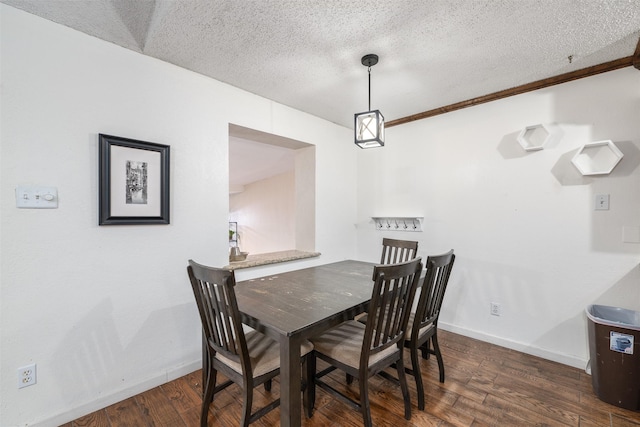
[
  {"x1": 490, "y1": 302, "x2": 501, "y2": 316},
  {"x1": 17, "y1": 363, "x2": 37, "y2": 388}
]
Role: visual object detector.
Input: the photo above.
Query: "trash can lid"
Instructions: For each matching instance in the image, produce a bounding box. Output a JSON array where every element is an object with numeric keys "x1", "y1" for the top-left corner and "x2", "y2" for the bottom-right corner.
[{"x1": 586, "y1": 304, "x2": 640, "y2": 331}]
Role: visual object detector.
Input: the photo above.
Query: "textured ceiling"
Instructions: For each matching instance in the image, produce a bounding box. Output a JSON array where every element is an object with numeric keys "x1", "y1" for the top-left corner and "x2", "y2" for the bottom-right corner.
[
  {"x1": 3, "y1": 0, "x2": 640, "y2": 187},
  {"x1": 4, "y1": 0, "x2": 640, "y2": 129}
]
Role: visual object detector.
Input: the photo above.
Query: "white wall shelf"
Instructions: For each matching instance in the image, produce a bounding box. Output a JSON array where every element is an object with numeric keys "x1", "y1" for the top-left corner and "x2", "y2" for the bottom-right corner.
[
  {"x1": 372, "y1": 217, "x2": 423, "y2": 232},
  {"x1": 571, "y1": 140, "x2": 623, "y2": 176},
  {"x1": 517, "y1": 124, "x2": 552, "y2": 151}
]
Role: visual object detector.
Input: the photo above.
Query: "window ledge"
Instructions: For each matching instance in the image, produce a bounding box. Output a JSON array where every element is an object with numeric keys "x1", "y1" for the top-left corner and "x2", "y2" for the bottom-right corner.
[{"x1": 224, "y1": 250, "x2": 321, "y2": 270}]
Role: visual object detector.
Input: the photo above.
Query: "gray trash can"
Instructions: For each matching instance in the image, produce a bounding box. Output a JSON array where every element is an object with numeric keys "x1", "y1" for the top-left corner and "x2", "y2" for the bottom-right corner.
[{"x1": 586, "y1": 304, "x2": 640, "y2": 411}]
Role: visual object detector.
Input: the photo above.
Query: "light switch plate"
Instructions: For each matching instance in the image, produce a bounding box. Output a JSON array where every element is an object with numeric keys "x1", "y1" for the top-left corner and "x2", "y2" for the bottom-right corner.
[
  {"x1": 595, "y1": 194, "x2": 609, "y2": 210},
  {"x1": 15, "y1": 186, "x2": 58, "y2": 209}
]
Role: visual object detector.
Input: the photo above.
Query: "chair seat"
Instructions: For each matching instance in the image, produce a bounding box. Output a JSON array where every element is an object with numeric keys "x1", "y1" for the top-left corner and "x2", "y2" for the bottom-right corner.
[
  {"x1": 357, "y1": 311, "x2": 434, "y2": 343},
  {"x1": 405, "y1": 312, "x2": 435, "y2": 342},
  {"x1": 216, "y1": 330, "x2": 314, "y2": 378},
  {"x1": 311, "y1": 320, "x2": 399, "y2": 369}
]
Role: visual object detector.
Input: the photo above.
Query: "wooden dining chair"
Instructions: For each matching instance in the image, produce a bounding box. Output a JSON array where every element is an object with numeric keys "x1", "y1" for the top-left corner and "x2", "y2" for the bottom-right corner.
[
  {"x1": 307, "y1": 258, "x2": 423, "y2": 427},
  {"x1": 351, "y1": 237, "x2": 418, "y2": 324},
  {"x1": 346, "y1": 237, "x2": 420, "y2": 380},
  {"x1": 380, "y1": 237, "x2": 419, "y2": 264},
  {"x1": 187, "y1": 260, "x2": 313, "y2": 426},
  {"x1": 405, "y1": 249, "x2": 455, "y2": 410}
]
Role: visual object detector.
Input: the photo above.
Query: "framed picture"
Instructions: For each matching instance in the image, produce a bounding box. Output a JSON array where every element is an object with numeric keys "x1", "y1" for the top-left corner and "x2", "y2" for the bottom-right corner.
[{"x1": 99, "y1": 134, "x2": 170, "y2": 225}]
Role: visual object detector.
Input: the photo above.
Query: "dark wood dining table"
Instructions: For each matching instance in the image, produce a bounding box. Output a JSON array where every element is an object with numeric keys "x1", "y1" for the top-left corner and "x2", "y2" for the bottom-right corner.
[{"x1": 234, "y1": 259, "x2": 376, "y2": 427}]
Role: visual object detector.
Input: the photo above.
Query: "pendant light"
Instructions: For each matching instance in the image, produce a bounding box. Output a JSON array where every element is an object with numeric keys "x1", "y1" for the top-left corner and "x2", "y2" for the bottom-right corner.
[{"x1": 354, "y1": 54, "x2": 384, "y2": 148}]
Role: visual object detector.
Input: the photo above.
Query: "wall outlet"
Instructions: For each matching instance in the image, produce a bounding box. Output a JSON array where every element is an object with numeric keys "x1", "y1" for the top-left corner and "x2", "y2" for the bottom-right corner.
[
  {"x1": 18, "y1": 363, "x2": 36, "y2": 388},
  {"x1": 490, "y1": 302, "x2": 501, "y2": 316}
]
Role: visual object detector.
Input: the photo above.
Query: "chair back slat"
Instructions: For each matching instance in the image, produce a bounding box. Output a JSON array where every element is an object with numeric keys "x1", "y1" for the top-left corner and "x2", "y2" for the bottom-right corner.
[
  {"x1": 372, "y1": 279, "x2": 399, "y2": 346},
  {"x1": 363, "y1": 258, "x2": 423, "y2": 362},
  {"x1": 380, "y1": 238, "x2": 419, "y2": 265},
  {"x1": 413, "y1": 250, "x2": 455, "y2": 338},
  {"x1": 187, "y1": 260, "x2": 248, "y2": 368},
  {"x1": 213, "y1": 281, "x2": 238, "y2": 353}
]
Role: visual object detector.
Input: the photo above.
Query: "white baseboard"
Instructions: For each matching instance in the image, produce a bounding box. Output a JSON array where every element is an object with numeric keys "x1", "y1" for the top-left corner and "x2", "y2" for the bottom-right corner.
[
  {"x1": 439, "y1": 322, "x2": 590, "y2": 372},
  {"x1": 31, "y1": 360, "x2": 201, "y2": 427}
]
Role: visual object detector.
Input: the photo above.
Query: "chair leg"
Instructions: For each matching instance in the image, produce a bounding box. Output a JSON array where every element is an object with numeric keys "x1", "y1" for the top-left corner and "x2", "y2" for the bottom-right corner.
[
  {"x1": 396, "y1": 356, "x2": 412, "y2": 420},
  {"x1": 305, "y1": 352, "x2": 316, "y2": 418},
  {"x1": 240, "y1": 388, "x2": 253, "y2": 427},
  {"x1": 346, "y1": 373, "x2": 354, "y2": 384},
  {"x1": 201, "y1": 366, "x2": 216, "y2": 427},
  {"x1": 264, "y1": 379, "x2": 272, "y2": 392},
  {"x1": 302, "y1": 355, "x2": 308, "y2": 415},
  {"x1": 359, "y1": 374, "x2": 372, "y2": 427},
  {"x1": 432, "y1": 332, "x2": 445, "y2": 383},
  {"x1": 202, "y1": 332, "x2": 209, "y2": 388},
  {"x1": 410, "y1": 344, "x2": 425, "y2": 410},
  {"x1": 420, "y1": 340, "x2": 430, "y2": 359}
]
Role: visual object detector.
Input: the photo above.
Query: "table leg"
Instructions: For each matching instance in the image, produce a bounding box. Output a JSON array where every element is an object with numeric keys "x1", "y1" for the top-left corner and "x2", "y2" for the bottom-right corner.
[{"x1": 280, "y1": 334, "x2": 302, "y2": 427}]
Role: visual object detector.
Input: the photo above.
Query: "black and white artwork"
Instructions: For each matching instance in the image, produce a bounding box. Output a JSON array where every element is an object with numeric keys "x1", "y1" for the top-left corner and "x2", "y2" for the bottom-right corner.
[
  {"x1": 99, "y1": 134, "x2": 170, "y2": 225},
  {"x1": 126, "y1": 160, "x2": 148, "y2": 204}
]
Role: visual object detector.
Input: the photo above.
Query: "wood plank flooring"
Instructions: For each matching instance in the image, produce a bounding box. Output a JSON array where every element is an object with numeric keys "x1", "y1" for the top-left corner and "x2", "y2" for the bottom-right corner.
[{"x1": 62, "y1": 330, "x2": 640, "y2": 426}]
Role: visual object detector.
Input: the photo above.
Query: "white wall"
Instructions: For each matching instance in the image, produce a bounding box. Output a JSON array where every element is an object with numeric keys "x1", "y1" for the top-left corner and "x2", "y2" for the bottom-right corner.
[
  {"x1": 230, "y1": 170, "x2": 296, "y2": 254},
  {"x1": 295, "y1": 146, "x2": 316, "y2": 252},
  {"x1": 0, "y1": 6, "x2": 357, "y2": 426},
  {"x1": 356, "y1": 67, "x2": 640, "y2": 368}
]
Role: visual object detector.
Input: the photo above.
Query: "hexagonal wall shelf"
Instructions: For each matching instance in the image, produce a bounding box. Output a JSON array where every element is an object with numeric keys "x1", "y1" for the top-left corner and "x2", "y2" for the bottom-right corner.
[
  {"x1": 571, "y1": 140, "x2": 623, "y2": 176},
  {"x1": 517, "y1": 124, "x2": 552, "y2": 151}
]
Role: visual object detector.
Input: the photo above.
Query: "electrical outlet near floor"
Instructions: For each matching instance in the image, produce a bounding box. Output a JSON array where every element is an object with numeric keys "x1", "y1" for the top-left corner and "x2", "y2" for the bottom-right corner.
[
  {"x1": 490, "y1": 302, "x2": 502, "y2": 316},
  {"x1": 17, "y1": 363, "x2": 36, "y2": 388}
]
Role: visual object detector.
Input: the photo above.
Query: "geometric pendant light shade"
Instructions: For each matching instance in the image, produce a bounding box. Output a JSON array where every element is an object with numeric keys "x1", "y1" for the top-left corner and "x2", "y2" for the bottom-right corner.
[{"x1": 354, "y1": 54, "x2": 385, "y2": 148}]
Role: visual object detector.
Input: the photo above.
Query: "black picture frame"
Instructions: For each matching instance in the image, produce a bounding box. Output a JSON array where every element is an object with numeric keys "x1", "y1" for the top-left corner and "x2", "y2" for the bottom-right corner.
[{"x1": 98, "y1": 134, "x2": 170, "y2": 225}]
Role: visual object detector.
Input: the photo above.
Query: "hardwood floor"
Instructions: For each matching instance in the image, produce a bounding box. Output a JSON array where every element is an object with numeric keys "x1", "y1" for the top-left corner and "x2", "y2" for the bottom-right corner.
[{"x1": 62, "y1": 330, "x2": 640, "y2": 426}]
